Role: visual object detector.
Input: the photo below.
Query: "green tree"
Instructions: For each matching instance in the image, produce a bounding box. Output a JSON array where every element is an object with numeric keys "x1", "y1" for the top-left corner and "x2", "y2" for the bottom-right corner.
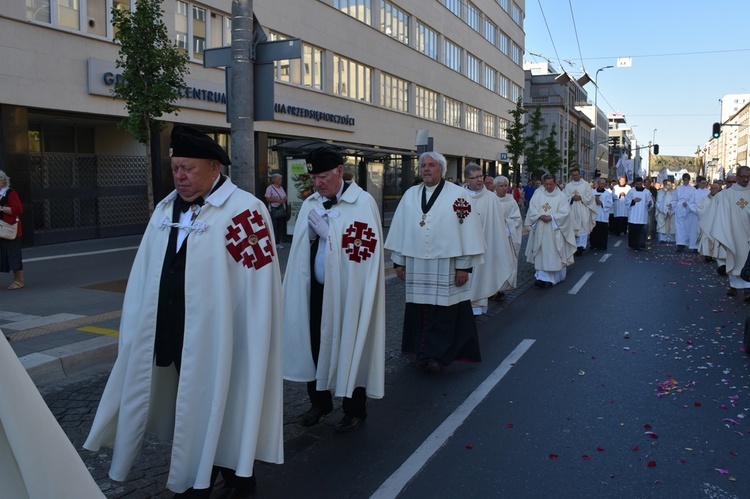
[
  {"x1": 523, "y1": 105, "x2": 546, "y2": 179},
  {"x1": 111, "y1": 0, "x2": 189, "y2": 210},
  {"x1": 505, "y1": 97, "x2": 527, "y2": 182},
  {"x1": 565, "y1": 131, "x2": 579, "y2": 174},
  {"x1": 541, "y1": 123, "x2": 562, "y2": 175}
]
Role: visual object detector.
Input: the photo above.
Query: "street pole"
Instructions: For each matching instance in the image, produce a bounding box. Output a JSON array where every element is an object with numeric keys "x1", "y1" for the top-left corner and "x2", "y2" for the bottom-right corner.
[
  {"x1": 230, "y1": 0, "x2": 255, "y2": 195},
  {"x1": 593, "y1": 65, "x2": 613, "y2": 179}
]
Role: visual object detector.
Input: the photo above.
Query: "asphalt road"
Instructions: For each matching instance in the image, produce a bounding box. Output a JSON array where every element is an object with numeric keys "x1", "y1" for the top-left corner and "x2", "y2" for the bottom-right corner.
[{"x1": 36, "y1": 236, "x2": 750, "y2": 498}]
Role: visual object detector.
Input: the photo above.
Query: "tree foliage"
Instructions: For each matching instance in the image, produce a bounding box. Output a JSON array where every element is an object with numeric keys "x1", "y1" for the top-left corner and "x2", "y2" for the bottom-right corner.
[
  {"x1": 505, "y1": 97, "x2": 527, "y2": 181},
  {"x1": 111, "y1": 0, "x2": 188, "y2": 209},
  {"x1": 541, "y1": 123, "x2": 562, "y2": 176},
  {"x1": 565, "y1": 131, "x2": 579, "y2": 174},
  {"x1": 523, "y1": 105, "x2": 546, "y2": 180}
]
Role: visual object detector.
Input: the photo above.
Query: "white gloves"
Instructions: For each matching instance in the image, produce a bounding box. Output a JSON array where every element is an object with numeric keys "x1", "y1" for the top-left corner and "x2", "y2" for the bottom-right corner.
[{"x1": 308, "y1": 209, "x2": 329, "y2": 240}]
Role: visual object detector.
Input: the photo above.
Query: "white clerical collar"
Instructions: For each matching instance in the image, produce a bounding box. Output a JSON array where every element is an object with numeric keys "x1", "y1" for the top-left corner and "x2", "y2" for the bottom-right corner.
[{"x1": 466, "y1": 187, "x2": 482, "y2": 197}]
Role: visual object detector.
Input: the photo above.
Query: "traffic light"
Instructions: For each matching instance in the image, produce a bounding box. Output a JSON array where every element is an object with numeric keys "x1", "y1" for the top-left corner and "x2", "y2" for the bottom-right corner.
[
  {"x1": 652, "y1": 144, "x2": 659, "y2": 155},
  {"x1": 712, "y1": 122, "x2": 721, "y2": 138},
  {"x1": 594, "y1": 168, "x2": 601, "y2": 178}
]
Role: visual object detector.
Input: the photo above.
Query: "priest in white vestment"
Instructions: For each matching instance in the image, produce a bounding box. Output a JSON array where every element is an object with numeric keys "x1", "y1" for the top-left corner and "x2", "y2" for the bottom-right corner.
[
  {"x1": 385, "y1": 151, "x2": 484, "y2": 373},
  {"x1": 524, "y1": 174, "x2": 576, "y2": 287},
  {"x1": 590, "y1": 178, "x2": 614, "y2": 250},
  {"x1": 696, "y1": 182, "x2": 725, "y2": 263},
  {"x1": 625, "y1": 177, "x2": 653, "y2": 250},
  {"x1": 462, "y1": 164, "x2": 513, "y2": 315},
  {"x1": 672, "y1": 173, "x2": 698, "y2": 251},
  {"x1": 707, "y1": 166, "x2": 750, "y2": 298},
  {"x1": 283, "y1": 147, "x2": 385, "y2": 433},
  {"x1": 0, "y1": 333, "x2": 105, "y2": 498},
  {"x1": 656, "y1": 181, "x2": 676, "y2": 243},
  {"x1": 563, "y1": 167, "x2": 597, "y2": 255},
  {"x1": 495, "y1": 175, "x2": 523, "y2": 294},
  {"x1": 611, "y1": 176, "x2": 631, "y2": 236}
]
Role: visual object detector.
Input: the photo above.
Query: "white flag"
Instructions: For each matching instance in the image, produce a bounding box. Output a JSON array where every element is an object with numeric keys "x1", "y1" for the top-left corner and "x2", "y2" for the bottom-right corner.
[{"x1": 617, "y1": 57, "x2": 632, "y2": 68}]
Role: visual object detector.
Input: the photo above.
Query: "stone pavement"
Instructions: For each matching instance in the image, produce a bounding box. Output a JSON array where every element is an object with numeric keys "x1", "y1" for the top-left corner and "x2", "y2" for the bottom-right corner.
[{"x1": 8, "y1": 230, "x2": 538, "y2": 497}]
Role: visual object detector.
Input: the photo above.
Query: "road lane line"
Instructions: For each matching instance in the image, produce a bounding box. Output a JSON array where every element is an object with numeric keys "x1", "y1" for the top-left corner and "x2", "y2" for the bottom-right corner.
[
  {"x1": 371, "y1": 339, "x2": 535, "y2": 499},
  {"x1": 77, "y1": 325, "x2": 119, "y2": 337},
  {"x1": 568, "y1": 271, "x2": 594, "y2": 295},
  {"x1": 599, "y1": 253, "x2": 611, "y2": 262},
  {"x1": 614, "y1": 240, "x2": 622, "y2": 247},
  {"x1": 25, "y1": 246, "x2": 139, "y2": 263}
]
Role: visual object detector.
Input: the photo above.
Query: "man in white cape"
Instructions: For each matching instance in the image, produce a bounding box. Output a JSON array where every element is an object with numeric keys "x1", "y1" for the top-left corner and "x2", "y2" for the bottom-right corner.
[
  {"x1": 495, "y1": 175, "x2": 523, "y2": 295},
  {"x1": 696, "y1": 182, "x2": 724, "y2": 263},
  {"x1": 672, "y1": 173, "x2": 698, "y2": 251},
  {"x1": 655, "y1": 180, "x2": 676, "y2": 243},
  {"x1": 525, "y1": 173, "x2": 577, "y2": 287},
  {"x1": 84, "y1": 126, "x2": 283, "y2": 497},
  {"x1": 590, "y1": 177, "x2": 613, "y2": 251},
  {"x1": 283, "y1": 147, "x2": 385, "y2": 433},
  {"x1": 385, "y1": 151, "x2": 484, "y2": 373},
  {"x1": 462, "y1": 163, "x2": 513, "y2": 315},
  {"x1": 0, "y1": 333, "x2": 105, "y2": 498},
  {"x1": 563, "y1": 167, "x2": 597, "y2": 255},
  {"x1": 625, "y1": 177, "x2": 653, "y2": 250},
  {"x1": 707, "y1": 166, "x2": 750, "y2": 299}
]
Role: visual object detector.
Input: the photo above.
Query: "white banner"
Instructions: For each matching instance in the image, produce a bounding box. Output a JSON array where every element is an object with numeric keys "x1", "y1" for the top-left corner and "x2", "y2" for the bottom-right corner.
[{"x1": 617, "y1": 57, "x2": 632, "y2": 68}]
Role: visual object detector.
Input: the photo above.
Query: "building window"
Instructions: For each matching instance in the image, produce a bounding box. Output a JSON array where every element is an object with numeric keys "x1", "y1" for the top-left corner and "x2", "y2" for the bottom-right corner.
[
  {"x1": 334, "y1": 0, "x2": 372, "y2": 25},
  {"x1": 499, "y1": 74, "x2": 509, "y2": 99},
  {"x1": 334, "y1": 55, "x2": 372, "y2": 103},
  {"x1": 59, "y1": 0, "x2": 80, "y2": 30},
  {"x1": 466, "y1": 105, "x2": 479, "y2": 133},
  {"x1": 511, "y1": 42, "x2": 522, "y2": 65},
  {"x1": 270, "y1": 33, "x2": 323, "y2": 90},
  {"x1": 381, "y1": 72, "x2": 409, "y2": 113},
  {"x1": 512, "y1": 2, "x2": 523, "y2": 27},
  {"x1": 192, "y1": 6, "x2": 206, "y2": 62},
  {"x1": 444, "y1": 38, "x2": 461, "y2": 73},
  {"x1": 27, "y1": 0, "x2": 51, "y2": 23},
  {"x1": 496, "y1": 0, "x2": 509, "y2": 12},
  {"x1": 416, "y1": 21, "x2": 438, "y2": 60},
  {"x1": 444, "y1": 0, "x2": 461, "y2": 17},
  {"x1": 466, "y1": 53, "x2": 480, "y2": 84},
  {"x1": 26, "y1": 0, "x2": 126, "y2": 35},
  {"x1": 499, "y1": 118, "x2": 509, "y2": 140},
  {"x1": 484, "y1": 18, "x2": 497, "y2": 46},
  {"x1": 510, "y1": 82, "x2": 522, "y2": 103},
  {"x1": 415, "y1": 85, "x2": 438, "y2": 121},
  {"x1": 175, "y1": 1, "x2": 188, "y2": 52},
  {"x1": 484, "y1": 113, "x2": 497, "y2": 137},
  {"x1": 381, "y1": 1, "x2": 409, "y2": 45},
  {"x1": 484, "y1": 66, "x2": 497, "y2": 93},
  {"x1": 466, "y1": 2, "x2": 480, "y2": 32},
  {"x1": 498, "y1": 31, "x2": 509, "y2": 55},
  {"x1": 443, "y1": 96, "x2": 461, "y2": 128}
]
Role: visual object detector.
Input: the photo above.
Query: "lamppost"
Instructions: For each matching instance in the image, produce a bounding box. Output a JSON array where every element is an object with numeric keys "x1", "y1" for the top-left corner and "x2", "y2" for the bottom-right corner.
[{"x1": 593, "y1": 65, "x2": 613, "y2": 178}]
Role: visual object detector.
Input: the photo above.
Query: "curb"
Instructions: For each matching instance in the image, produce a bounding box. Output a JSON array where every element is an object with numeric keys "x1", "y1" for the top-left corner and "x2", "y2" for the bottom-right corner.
[{"x1": 22, "y1": 336, "x2": 118, "y2": 387}]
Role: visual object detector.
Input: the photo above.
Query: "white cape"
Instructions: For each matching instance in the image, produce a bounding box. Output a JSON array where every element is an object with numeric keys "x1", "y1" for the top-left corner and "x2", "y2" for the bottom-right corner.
[{"x1": 525, "y1": 187, "x2": 576, "y2": 272}]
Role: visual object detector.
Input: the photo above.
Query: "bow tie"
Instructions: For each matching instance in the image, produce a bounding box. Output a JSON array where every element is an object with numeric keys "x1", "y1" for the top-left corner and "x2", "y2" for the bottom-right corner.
[
  {"x1": 176, "y1": 196, "x2": 204, "y2": 213},
  {"x1": 323, "y1": 196, "x2": 337, "y2": 210}
]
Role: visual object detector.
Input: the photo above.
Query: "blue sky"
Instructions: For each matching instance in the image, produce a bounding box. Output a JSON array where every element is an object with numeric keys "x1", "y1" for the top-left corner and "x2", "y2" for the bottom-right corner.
[{"x1": 523, "y1": 0, "x2": 750, "y2": 159}]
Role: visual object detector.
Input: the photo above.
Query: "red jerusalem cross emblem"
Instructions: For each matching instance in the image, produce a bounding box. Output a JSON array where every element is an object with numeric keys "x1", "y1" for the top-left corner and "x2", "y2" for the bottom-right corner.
[
  {"x1": 342, "y1": 221, "x2": 377, "y2": 262},
  {"x1": 453, "y1": 198, "x2": 471, "y2": 224},
  {"x1": 225, "y1": 209, "x2": 275, "y2": 270}
]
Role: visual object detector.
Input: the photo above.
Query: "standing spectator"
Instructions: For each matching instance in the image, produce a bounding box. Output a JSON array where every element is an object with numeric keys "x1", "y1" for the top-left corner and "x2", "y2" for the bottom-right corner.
[
  {"x1": 283, "y1": 147, "x2": 385, "y2": 432},
  {"x1": 385, "y1": 151, "x2": 484, "y2": 373},
  {"x1": 463, "y1": 163, "x2": 513, "y2": 315},
  {"x1": 563, "y1": 167, "x2": 597, "y2": 255},
  {"x1": 590, "y1": 177, "x2": 614, "y2": 251},
  {"x1": 523, "y1": 179, "x2": 535, "y2": 211},
  {"x1": 264, "y1": 172, "x2": 288, "y2": 249},
  {"x1": 85, "y1": 126, "x2": 284, "y2": 497},
  {"x1": 525, "y1": 174, "x2": 576, "y2": 287},
  {"x1": 0, "y1": 170, "x2": 23, "y2": 290}
]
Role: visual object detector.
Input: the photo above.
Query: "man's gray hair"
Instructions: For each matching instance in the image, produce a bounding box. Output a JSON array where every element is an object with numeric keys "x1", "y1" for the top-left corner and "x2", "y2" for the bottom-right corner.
[
  {"x1": 493, "y1": 175, "x2": 509, "y2": 187},
  {"x1": 542, "y1": 173, "x2": 556, "y2": 183},
  {"x1": 464, "y1": 162, "x2": 481, "y2": 178},
  {"x1": 419, "y1": 151, "x2": 447, "y2": 177},
  {"x1": 269, "y1": 172, "x2": 282, "y2": 181}
]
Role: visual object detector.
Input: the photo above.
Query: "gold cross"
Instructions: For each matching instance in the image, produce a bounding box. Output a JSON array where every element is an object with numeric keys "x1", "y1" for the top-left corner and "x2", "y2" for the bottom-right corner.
[
  {"x1": 737, "y1": 198, "x2": 748, "y2": 209},
  {"x1": 542, "y1": 202, "x2": 551, "y2": 212}
]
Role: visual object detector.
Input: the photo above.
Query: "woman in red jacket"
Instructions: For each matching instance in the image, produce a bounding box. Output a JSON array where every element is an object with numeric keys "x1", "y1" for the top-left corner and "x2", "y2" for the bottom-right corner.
[{"x1": 0, "y1": 170, "x2": 23, "y2": 289}]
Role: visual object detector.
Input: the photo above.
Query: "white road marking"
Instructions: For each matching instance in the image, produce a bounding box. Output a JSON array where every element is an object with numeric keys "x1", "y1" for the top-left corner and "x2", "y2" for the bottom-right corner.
[
  {"x1": 371, "y1": 339, "x2": 536, "y2": 499},
  {"x1": 599, "y1": 253, "x2": 611, "y2": 262},
  {"x1": 614, "y1": 240, "x2": 622, "y2": 247},
  {"x1": 568, "y1": 271, "x2": 594, "y2": 295},
  {"x1": 25, "y1": 246, "x2": 139, "y2": 263}
]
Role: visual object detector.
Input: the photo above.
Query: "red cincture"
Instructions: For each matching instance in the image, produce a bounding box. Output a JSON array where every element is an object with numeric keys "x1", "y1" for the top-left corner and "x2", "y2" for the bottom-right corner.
[
  {"x1": 342, "y1": 221, "x2": 377, "y2": 262},
  {"x1": 225, "y1": 209, "x2": 275, "y2": 269},
  {"x1": 453, "y1": 198, "x2": 471, "y2": 224}
]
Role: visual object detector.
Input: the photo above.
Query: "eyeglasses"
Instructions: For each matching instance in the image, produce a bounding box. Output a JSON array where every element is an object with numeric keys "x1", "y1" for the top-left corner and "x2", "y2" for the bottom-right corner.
[{"x1": 466, "y1": 176, "x2": 483, "y2": 180}]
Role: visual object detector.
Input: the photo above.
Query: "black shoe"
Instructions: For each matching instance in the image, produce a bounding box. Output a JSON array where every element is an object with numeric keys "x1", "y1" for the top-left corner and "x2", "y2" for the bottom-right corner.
[
  {"x1": 534, "y1": 279, "x2": 545, "y2": 288},
  {"x1": 222, "y1": 476, "x2": 257, "y2": 498},
  {"x1": 300, "y1": 406, "x2": 332, "y2": 427},
  {"x1": 717, "y1": 265, "x2": 727, "y2": 276},
  {"x1": 727, "y1": 288, "x2": 737, "y2": 297},
  {"x1": 424, "y1": 359, "x2": 442, "y2": 373},
  {"x1": 675, "y1": 245, "x2": 685, "y2": 252},
  {"x1": 173, "y1": 488, "x2": 212, "y2": 499},
  {"x1": 493, "y1": 291, "x2": 506, "y2": 302},
  {"x1": 335, "y1": 414, "x2": 365, "y2": 432}
]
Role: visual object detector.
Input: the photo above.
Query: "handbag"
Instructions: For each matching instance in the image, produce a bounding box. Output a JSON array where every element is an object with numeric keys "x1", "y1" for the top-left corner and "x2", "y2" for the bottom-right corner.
[
  {"x1": 0, "y1": 217, "x2": 18, "y2": 240},
  {"x1": 270, "y1": 204, "x2": 286, "y2": 220}
]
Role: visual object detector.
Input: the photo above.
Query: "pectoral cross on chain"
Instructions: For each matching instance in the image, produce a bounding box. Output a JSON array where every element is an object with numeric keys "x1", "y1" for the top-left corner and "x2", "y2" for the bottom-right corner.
[
  {"x1": 737, "y1": 198, "x2": 748, "y2": 209},
  {"x1": 542, "y1": 202, "x2": 551, "y2": 212}
]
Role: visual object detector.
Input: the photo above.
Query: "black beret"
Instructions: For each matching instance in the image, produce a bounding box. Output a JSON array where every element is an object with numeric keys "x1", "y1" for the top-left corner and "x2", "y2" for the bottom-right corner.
[
  {"x1": 307, "y1": 147, "x2": 343, "y2": 174},
  {"x1": 169, "y1": 125, "x2": 230, "y2": 165}
]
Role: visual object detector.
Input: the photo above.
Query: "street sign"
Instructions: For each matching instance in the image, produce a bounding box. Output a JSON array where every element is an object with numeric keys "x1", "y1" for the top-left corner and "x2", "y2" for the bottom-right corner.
[{"x1": 500, "y1": 152, "x2": 508, "y2": 160}]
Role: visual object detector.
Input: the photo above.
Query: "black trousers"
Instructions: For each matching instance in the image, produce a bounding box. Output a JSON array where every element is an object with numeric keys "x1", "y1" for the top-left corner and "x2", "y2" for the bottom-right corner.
[
  {"x1": 628, "y1": 223, "x2": 648, "y2": 249},
  {"x1": 309, "y1": 276, "x2": 367, "y2": 418},
  {"x1": 590, "y1": 221, "x2": 609, "y2": 250}
]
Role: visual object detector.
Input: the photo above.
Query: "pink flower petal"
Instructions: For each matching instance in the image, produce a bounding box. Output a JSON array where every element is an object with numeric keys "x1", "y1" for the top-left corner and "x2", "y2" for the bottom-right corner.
[{"x1": 715, "y1": 468, "x2": 729, "y2": 475}]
